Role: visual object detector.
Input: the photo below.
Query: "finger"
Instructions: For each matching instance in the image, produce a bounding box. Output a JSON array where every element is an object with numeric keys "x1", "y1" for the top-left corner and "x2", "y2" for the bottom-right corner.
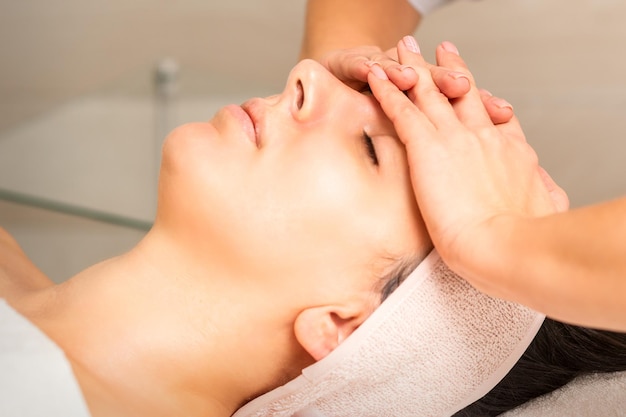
[
  {"x1": 395, "y1": 41, "x2": 471, "y2": 100},
  {"x1": 493, "y1": 114, "x2": 527, "y2": 144},
  {"x1": 366, "y1": 64, "x2": 437, "y2": 147},
  {"x1": 365, "y1": 52, "x2": 418, "y2": 92},
  {"x1": 479, "y1": 89, "x2": 515, "y2": 125},
  {"x1": 321, "y1": 53, "x2": 369, "y2": 90},
  {"x1": 319, "y1": 46, "x2": 415, "y2": 92},
  {"x1": 384, "y1": 47, "x2": 399, "y2": 62},
  {"x1": 434, "y1": 42, "x2": 493, "y2": 127},
  {"x1": 320, "y1": 46, "x2": 384, "y2": 90},
  {"x1": 396, "y1": 36, "x2": 461, "y2": 130},
  {"x1": 432, "y1": 45, "x2": 513, "y2": 125},
  {"x1": 388, "y1": 65, "x2": 419, "y2": 91},
  {"x1": 429, "y1": 66, "x2": 471, "y2": 99}
]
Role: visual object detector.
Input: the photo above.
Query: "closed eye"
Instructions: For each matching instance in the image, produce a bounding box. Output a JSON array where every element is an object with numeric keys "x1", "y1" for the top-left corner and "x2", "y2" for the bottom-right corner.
[{"x1": 362, "y1": 130, "x2": 379, "y2": 166}]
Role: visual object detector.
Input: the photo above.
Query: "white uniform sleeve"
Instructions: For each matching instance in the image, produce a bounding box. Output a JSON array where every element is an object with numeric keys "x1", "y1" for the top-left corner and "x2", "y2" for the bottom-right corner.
[{"x1": 406, "y1": 0, "x2": 455, "y2": 15}]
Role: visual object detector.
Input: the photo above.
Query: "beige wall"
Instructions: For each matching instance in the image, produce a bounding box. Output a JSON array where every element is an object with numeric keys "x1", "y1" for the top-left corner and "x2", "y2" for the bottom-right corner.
[{"x1": 419, "y1": 0, "x2": 626, "y2": 206}]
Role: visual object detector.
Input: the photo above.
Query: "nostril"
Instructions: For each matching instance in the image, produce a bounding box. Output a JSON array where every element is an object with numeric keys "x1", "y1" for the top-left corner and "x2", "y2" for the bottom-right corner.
[{"x1": 296, "y1": 79, "x2": 304, "y2": 110}]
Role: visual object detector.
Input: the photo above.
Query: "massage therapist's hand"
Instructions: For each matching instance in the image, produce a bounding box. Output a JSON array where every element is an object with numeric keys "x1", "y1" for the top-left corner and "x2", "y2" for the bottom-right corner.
[
  {"x1": 319, "y1": 44, "x2": 515, "y2": 125},
  {"x1": 367, "y1": 37, "x2": 569, "y2": 298},
  {"x1": 318, "y1": 45, "x2": 418, "y2": 91}
]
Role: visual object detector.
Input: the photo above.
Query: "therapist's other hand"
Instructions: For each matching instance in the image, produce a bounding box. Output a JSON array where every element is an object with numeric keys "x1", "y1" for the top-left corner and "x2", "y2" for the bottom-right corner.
[
  {"x1": 319, "y1": 44, "x2": 514, "y2": 125},
  {"x1": 367, "y1": 37, "x2": 568, "y2": 282}
]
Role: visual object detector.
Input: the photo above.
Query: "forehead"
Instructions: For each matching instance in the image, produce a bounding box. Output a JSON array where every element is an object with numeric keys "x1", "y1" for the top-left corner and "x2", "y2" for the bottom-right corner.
[{"x1": 347, "y1": 90, "x2": 397, "y2": 136}]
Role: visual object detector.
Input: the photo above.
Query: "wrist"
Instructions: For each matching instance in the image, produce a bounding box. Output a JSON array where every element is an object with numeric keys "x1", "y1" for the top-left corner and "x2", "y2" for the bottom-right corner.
[{"x1": 444, "y1": 214, "x2": 534, "y2": 303}]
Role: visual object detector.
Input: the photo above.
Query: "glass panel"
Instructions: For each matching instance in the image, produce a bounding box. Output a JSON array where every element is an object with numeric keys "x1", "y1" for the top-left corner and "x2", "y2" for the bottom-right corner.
[
  {"x1": 0, "y1": 62, "x2": 273, "y2": 230},
  {"x1": 0, "y1": 199, "x2": 146, "y2": 282}
]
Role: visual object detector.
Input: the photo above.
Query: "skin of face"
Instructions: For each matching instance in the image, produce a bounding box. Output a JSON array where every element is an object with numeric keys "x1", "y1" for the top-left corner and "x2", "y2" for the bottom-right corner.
[
  {"x1": 0, "y1": 60, "x2": 433, "y2": 417},
  {"x1": 156, "y1": 59, "x2": 430, "y2": 317}
]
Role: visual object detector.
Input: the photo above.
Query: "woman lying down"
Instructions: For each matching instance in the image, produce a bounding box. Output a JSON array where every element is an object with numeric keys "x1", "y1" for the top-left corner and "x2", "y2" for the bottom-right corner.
[{"x1": 1, "y1": 56, "x2": 625, "y2": 417}]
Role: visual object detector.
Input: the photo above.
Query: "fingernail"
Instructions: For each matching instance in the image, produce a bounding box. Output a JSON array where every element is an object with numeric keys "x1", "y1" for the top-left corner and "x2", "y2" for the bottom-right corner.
[
  {"x1": 448, "y1": 71, "x2": 469, "y2": 81},
  {"x1": 402, "y1": 35, "x2": 420, "y2": 54},
  {"x1": 492, "y1": 97, "x2": 513, "y2": 110},
  {"x1": 369, "y1": 63, "x2": 388, "y2": 80},
  {"x1": 441, "y1": 41, "x2": 459, "y2": 55},
  {"x1": 479, "y1": 88, "x2": 493, "y2": 97}
]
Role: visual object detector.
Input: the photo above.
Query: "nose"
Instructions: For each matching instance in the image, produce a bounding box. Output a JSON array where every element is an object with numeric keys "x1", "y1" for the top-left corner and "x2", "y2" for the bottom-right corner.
[{"x1": 282, "y1": 59, "x2": 349, "y2": 123}]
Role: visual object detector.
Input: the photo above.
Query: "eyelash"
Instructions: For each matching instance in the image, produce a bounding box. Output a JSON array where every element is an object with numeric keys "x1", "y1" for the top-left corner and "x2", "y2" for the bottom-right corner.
[{"x1": 362, "y1": 131, "x2": 379, "y2": 166}]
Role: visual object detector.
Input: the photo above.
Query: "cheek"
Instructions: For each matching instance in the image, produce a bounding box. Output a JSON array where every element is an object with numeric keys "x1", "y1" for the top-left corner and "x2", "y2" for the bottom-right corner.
[
  {"x1": 156, "y1": 122, "x2": 253, "y2": 239},
  {"x1": 218, "y1": 150, "x2": 380, "y2": 278},
  {"x1": 156, "y1": 121, "x2": 422, "y2": 287},
  {"x1": 234, "y1": 177, "x2": 371, "y2": 273}
]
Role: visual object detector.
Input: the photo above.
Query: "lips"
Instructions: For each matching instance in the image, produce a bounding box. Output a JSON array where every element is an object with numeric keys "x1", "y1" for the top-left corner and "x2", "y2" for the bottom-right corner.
[
  {"x1": 223, "y1": 104, "x2": 258, "y2": 147},
  {"x1": 241, "y1": 99, "x2": 264, "y2": 148}
]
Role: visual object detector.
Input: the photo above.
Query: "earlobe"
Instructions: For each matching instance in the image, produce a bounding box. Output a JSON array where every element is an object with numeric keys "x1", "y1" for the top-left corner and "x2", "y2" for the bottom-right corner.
[{"x1": 294, "y1": 305, "x2": 368, "y2": 361}]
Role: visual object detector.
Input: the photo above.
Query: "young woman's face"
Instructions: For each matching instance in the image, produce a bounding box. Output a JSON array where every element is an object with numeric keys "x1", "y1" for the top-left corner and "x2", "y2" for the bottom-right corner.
[{"x1": 158, "y1": 59, "x2": 430, "y2": 305}]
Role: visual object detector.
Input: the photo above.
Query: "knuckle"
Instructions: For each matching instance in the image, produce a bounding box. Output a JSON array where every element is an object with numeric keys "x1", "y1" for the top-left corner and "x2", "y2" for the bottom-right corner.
[
  {"x1": 418, "y1": 83, "x2": 445, "y2": 100},
  {"x1": 389, "y1": 102, "x2": 416, "y2": 124},
  {"x1": 520, "y1": 143, "x2": 540, "y2": 165}
]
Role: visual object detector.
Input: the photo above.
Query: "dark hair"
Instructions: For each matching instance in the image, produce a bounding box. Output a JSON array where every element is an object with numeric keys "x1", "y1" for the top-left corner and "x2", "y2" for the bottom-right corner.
[
  {"x1": 454, "y1": 318, "x2": 626, "y2": 416},
  {"x1": 378, "y1": 258, "x2": 421, "y2": 302}
]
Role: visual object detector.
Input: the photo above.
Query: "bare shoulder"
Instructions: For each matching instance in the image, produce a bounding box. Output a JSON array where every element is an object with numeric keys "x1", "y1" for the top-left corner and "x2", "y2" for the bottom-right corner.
[{"x1": 0, "y1": 226, "x2": 53, "y2": 300}]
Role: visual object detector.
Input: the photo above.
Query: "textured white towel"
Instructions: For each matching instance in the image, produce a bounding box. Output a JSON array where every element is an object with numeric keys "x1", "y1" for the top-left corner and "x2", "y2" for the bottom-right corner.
[
  {"x1": 232, "y1": 249, "x2": 544, "y2": 417},
  {"x1": 503, "y1": 371, "x2": 626, "y2": 417}
]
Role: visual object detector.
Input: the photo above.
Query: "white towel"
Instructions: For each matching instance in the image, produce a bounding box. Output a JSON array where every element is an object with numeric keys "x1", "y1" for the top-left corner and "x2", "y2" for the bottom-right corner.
[
  {"x1": 232, "y1": 249, "x2": 544, "y2": 417},
  {"x1": 503, "y1": 371, "x2": 626, "y2": 417}
]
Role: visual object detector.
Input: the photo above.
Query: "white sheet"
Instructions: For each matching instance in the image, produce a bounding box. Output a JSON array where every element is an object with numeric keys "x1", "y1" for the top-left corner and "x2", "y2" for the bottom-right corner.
[{"x1": 0, "y1": 299, "x2": 90, "y2": 417}]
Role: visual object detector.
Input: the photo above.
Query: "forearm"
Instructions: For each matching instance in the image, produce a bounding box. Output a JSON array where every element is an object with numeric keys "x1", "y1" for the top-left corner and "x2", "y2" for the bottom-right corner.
[
  {"x1": 488, "y1": 198, "x2": 626, "y2": 331},
  {"x1": 300, "y1": 0, "x2": 421, "y2": 61}
]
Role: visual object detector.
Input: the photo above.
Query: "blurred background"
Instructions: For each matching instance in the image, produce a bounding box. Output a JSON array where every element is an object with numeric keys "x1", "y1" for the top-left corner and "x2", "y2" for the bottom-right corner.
[{"x1": 1, "y1": 0, "x2": 625, "y2": 281}]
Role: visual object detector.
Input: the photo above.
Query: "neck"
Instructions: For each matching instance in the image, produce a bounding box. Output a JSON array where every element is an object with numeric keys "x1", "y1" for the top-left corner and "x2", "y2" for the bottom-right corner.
[{"x1": 15, "y1": 227, "x2": 307, "y2": 417}]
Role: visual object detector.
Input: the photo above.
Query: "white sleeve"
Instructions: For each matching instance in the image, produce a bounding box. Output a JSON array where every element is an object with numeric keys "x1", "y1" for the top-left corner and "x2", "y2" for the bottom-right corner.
[{"x1": 406, "y1": 0, "x2": 455, "y2": 15}]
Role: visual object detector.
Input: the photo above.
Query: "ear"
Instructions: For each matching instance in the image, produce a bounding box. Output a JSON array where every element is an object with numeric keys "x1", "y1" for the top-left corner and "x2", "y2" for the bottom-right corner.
[{"x1": 294, "y1": 305, "x2": 369, "y2": 361}]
